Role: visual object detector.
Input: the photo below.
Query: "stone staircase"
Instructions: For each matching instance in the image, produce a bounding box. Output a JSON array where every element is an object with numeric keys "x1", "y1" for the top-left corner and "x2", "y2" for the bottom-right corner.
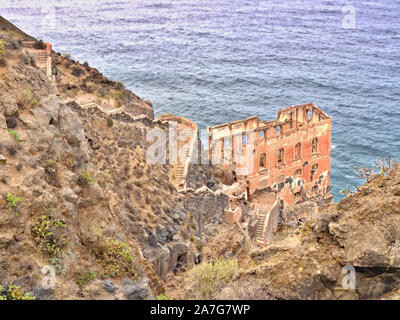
[
  {"x1": 255, "y1": 208, "x2": 270, "y2": 243},
  {"x1": 30, "y1": 51, "x2": 47, "y2": 69},
  {"x1": 21, "y1": 40, "x2": 51, "y2": 79},
  {"x1": 176, "y1": 131, "x2": 195, "y2": 189}
]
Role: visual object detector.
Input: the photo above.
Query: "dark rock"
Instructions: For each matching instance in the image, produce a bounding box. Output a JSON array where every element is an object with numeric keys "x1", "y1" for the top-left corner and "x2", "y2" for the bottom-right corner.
[
  {"x1": 104, "y1": 280, "x2": 116, "y2": 293},
  {"x1": 121, "y1": 277, "x2": 151, "y2": 300}
]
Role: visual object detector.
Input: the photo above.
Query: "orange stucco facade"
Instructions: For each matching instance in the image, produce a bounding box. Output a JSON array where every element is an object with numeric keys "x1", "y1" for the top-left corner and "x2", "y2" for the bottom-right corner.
[{"x1": 207, "y1": 103, "x2": 332, "y2": 205}]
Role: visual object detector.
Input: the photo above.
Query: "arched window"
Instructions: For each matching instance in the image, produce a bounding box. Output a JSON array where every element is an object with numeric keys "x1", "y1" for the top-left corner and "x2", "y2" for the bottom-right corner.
[
  {"x1": 295, "y1": 143, "x2": 302, "y2": 160},
  {"x1": 260, "y1": 153, "x2": 266, "y2": 168},
  {"x1": 259, "y1": 130, "x2": 264, "y2": 138},
  {"x1": 312, "y1": 138, "x2": 318, "y2": 154},
  {"x1": 277, "y1": 148, "x2": 284, "y2": 164}
]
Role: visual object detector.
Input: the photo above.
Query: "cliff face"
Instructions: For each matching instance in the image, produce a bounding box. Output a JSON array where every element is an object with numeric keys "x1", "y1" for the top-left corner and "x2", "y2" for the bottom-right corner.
[
  {"x1": 0, "y1": 24, "x2": 228, "y2": 300},
  {"x1": 211, "y1": 165, "x2": 400, "y2": 300}
]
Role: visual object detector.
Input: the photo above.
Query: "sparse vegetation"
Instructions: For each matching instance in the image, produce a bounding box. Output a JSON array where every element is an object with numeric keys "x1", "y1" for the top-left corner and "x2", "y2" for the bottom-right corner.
[
  {"x1": 84, "y1": 81, "x2": 97, "y2": 93},
  {"x1": 31, "y1": 208, "x2": 67, "y2": 258},
  {"x1": 44, "y1": 160, "x2": 61, "y2": 187},
  {"x1": 33, "y1": 40, "x2": 46, "y2": 50},
  {"x1": 65, "y1": 157, "x2": 77, "y2": 171},
  {"x1": 96, "y1": 238, "x2": 136, "y2": 279},
  {"x1": 0, "y1": 284, "x2": 35, "y2": 300},
  {"x1": 8, "y1": 129, "x2": 20, "y2": 142},
  {"x1": 196, "y1": 242, "x2": 203, "y2": 252},
  {"x1": 21, "y1": 88, "x2": 38, "y2": 108},
  {"x1": 6, "y1": 193, "x2": 22, "y2": 216},
  {"x1": 0, "y1": 285, "x2": 6, "y2": 300},
  {"x1": 0, "y1": 39, "x2": 7, "y2": 56},
  {"x1": 78, "y1": 169, "x2": 94, "y2": 187},
  {"x1": 74, "y1": 270, "x2": 96, "y2": 287},
  {"x1": 354, "y1": 156, "x2": 393, "y2": 182},
  {"x1": 71, "y1": 66, "x2": 83, "y2": 77},
  {"x1": 157, "y1": 294, "x2": 168, "y2": 300},
  {"x1": 186, "y1": 258, "x2": 238, "y2": 299},
  {"x1": 97, "y1": 169, "x2": 114, "y2": 188}
]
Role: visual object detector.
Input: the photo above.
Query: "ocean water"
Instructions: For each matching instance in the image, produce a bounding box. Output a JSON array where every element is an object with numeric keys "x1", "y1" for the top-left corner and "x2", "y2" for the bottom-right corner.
[{"x1": 1, "y1": 0, "x2": 399, "y2": 201}]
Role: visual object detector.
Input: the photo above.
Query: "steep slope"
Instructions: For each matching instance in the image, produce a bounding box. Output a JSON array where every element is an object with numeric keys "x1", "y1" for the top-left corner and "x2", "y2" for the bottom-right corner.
[
  {"x1": 211, "y1": 164, "x2": 400, "y2": 300},
  {"x1": 0, "y1": 25, "x2": 228, "y2": 300}
]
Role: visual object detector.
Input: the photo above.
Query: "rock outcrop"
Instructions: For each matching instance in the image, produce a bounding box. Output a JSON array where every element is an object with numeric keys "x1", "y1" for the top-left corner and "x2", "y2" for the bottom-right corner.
[
  {"x1": 214, "y1": 165, "x2": 400, "y2": 300},
  {"x1": 0, "y1": 26, "x2": 228, "y2": 300}
]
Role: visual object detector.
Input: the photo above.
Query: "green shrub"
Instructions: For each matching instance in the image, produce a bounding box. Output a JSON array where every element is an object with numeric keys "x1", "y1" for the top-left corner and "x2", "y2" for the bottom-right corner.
[
  {"x1": 6, "y1": 193, "x2": 22, "y2": 216},
  {"x1": 157, "y1": 294, "x2": 168, "y2": 300},
  {"x1": 31, "y1": 208, "x2": 66, "y2": 258},
  {"x1": 96, "y1": 238, "x2": 136, "y2": 279},
  {"x1": 196, "y1": 243, "x2": 203, "y2": 252},
  {"x1": 44, "y1": 160, "x2": 60, "y2": 187},
  {"x1": 8, "y1": 129, "x2": 20, "y2": 142},
  {"x1": 2, "y1": 284, "x2": 35, "y2": 300},
  {"x1": 0, "y1": 285, "x2": 6, "y2": 300},
  {"x1": 0, "y1": 39, "x2": 7, "y2": 56},
  {"x1": 84, "y1": 81, "x2": 97, "y2": 93},
  {"x1": 186, "y1": 258, "x2": 238, "y2": 299},
  {"x1": 74, "y1": 270, "x2": 96, "y2": 287},
  {"x1": 78, "y1": 170, "x2": 94, "y2": 187},
  {"x1": 65, "y1": 157, "x2": 77, "y2": 171},
  {"x1": 20, "y1": 88, "x2": 38, "y2": 108}
]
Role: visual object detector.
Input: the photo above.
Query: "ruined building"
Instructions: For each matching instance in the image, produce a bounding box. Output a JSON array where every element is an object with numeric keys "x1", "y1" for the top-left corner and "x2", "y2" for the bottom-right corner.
[{"x1": 207, "y1": 103, "x2": 332, "y2": 205}]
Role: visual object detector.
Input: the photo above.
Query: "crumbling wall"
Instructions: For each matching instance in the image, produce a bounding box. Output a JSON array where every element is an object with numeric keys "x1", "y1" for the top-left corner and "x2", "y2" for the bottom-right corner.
[{"x1": 207, "y1": 103, "x2": 332, "y2": 205}]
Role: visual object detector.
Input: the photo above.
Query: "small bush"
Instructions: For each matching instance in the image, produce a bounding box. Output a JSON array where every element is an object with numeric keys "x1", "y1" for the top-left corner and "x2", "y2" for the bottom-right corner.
[
  {"x1": 2, "y1": 284, "x2": 35, "y2": 300},
  {"x1": 157, "y1": 294, "x2": 168, "y2": 300},
  {"x1": 6, "y1": 193, "x2": 22, "y2": 216},
  {"x1": 0, "y1": 285, "x2": 6, "y2": 300},
  {"x1": 96, "y1": 238, "x2": 136, "y2": 279},
  {"x1": 31, "y1": 208, "x2": 67, "y2": 258},
  {"x1": 72, "y1": 66, "x2": 83, "y2": 77},
  {"x1": 20, "y1": 88, "x2": 37, "y2": 108},
  {"x1": 84, "y1": 81, "x2": 97, "y2": 93},
  {"x1": 44, "y1": 160, "x2": 61, "y2": 187},
  {"x1": 78, "y1": 170, "x2": 94, "y2": 187},
  {"x1": 33, "y1": 40, "x2": 46, "y2": 50},
  {"x1": 8, "y1": 129, "x2": 20, "y2": 142},
  {"x1": 74, "y1": 270, "x2": 96, "y2": 287},
  {"x1": 0, "y1": 39, "x2": 7, "y2": 56},
  {"x1": 65, "y1": 157, "x2": 77, "y2": 171},
  {"x1": 186, "y1": 258, "x2": 238, "y2": 299}
]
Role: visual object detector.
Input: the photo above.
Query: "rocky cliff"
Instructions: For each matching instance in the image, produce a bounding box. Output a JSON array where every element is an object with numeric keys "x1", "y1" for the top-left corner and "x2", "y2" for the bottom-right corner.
[
  {"x1": 0, "y1": 22, "x2": 228, "y2": 300},
  {"x1": 205, "y1": 164, "x2": 400, "y2": 300}
]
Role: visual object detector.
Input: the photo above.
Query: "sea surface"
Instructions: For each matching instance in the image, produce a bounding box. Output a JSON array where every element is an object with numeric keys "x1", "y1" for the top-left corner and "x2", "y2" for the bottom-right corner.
[{"x1": 1, "y1": 0, "x2": 399, "y2": 201}]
